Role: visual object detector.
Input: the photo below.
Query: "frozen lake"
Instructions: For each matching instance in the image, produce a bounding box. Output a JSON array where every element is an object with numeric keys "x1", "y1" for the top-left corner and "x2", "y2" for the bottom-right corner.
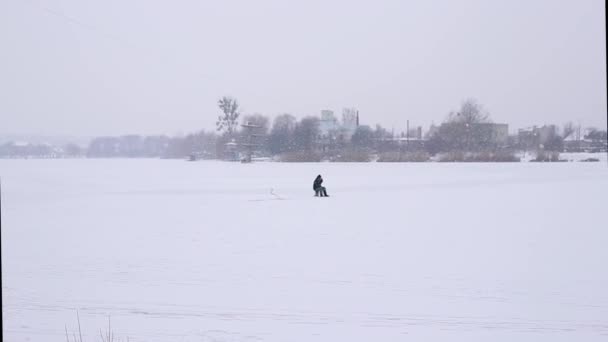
[{"x1": 2, "y1": 159, "x2": 608, "y2": 341}]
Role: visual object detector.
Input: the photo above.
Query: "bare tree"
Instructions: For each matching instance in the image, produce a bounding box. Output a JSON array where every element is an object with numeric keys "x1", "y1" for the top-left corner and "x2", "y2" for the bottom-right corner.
[
  {"x1": 293, "y1": 116, "x2": 320, "y2": 152},
  {"x1": 447, "y1": 98, "x2": 491, "y2": 125},
  {"x1": 562, "y1": 121, "x2": 575, "y2": 140},
  {"x1": 351, "y1": 125, "x2": 374, "y2": 148},
  {"x1": 268, "y1": 114, "x2": 296, "y2": 155},
  {"x1": 431, "y1": 98, "x2": 495, "y2": 152},
  {"x1": 216, "y1": 96, "x2": 240, "y2": 136}
]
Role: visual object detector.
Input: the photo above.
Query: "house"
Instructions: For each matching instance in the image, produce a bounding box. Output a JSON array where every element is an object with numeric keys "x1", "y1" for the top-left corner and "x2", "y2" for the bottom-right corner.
[{"x1": 317, "y1": 108, "x2": 361, "y2": 152}]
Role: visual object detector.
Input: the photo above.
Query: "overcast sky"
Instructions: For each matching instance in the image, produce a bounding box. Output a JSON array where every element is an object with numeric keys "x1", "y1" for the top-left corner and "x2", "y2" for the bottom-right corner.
[{"x1": 1, "y1": 0, "x2": 606, "y2": 137}]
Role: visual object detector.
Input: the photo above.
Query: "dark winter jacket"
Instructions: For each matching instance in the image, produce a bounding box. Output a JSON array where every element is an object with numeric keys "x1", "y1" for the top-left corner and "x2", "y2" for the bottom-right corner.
[{"x1": 313, "y1": 175, "x2": 323, "y2": 190}]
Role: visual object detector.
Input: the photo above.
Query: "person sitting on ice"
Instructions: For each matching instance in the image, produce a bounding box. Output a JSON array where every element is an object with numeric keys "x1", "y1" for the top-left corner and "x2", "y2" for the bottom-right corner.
[{"x1": 313, "y1": 174, "x2": 329, "y2": 197}]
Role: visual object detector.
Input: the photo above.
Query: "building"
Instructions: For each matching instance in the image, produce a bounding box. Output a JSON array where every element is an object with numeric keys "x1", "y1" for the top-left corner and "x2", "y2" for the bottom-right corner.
[
  {"x1": 433, "y1": 122, "x2": 509, "y2": 148},
  {"x1": 319, "y1": 110, "x2": 339, "y2": 137},
  {"x1": 564, "y1": 128, "x2": 608, "y2": 152},
  {"x1": 396, "y1": 137, "x2": 426, "y2": 151},
  {"x1": 318, "y1": 107, "x2": 360, "y2": 140},
  {"x1": 518, "y1": 125, "x2": 558, "y2": 149},
  {"x1": 342, "y1": 108, "x2": 359, "y2": 135},
  {"x1": 427, "y1": 124, "x2": 439, "y2": 138},
  {"x1": 477, "y1": 123, "x2": 509, "y2": 145},
  {"x1": 317, "y1": 107, "x2": 360, "y2": 152}
]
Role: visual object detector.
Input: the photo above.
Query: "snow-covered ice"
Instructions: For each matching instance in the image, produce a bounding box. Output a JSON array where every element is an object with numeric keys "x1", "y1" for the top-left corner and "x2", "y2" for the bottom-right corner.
[{"x1": 2, "y1": 159, "x2": 608, "y2": 341}]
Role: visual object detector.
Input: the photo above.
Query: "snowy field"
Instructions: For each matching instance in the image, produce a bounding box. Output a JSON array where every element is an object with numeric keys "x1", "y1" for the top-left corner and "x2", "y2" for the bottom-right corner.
[{"x1": 2, "y1": 159, "x2": 608, "y2": 342}]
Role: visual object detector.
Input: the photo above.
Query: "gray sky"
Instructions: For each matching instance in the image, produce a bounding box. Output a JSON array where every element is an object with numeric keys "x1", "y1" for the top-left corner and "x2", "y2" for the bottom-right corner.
[{"x1": 1, "y1": 0, "x2": 606, "y2": 137}]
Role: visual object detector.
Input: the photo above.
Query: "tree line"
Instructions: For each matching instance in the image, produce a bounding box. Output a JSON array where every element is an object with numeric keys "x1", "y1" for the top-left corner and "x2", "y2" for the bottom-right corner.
[{"x1": 2, "y1": 97, "x2": 606, "y2": 160}]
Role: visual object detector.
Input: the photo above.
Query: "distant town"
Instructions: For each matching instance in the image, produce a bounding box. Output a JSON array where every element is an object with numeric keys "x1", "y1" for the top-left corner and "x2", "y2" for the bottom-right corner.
[{"x1": 2, "y1": 98, "x2": 607, "y2": 162}]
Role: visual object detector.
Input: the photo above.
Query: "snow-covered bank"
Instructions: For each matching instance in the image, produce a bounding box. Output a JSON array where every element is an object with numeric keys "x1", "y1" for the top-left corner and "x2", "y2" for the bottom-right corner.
[
  {"x1": 2, "y1": 159, "x2": 607, "y2": 341},
  {"x1": 516, "y1": 151, "x2": 607, "y2": 162}
]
